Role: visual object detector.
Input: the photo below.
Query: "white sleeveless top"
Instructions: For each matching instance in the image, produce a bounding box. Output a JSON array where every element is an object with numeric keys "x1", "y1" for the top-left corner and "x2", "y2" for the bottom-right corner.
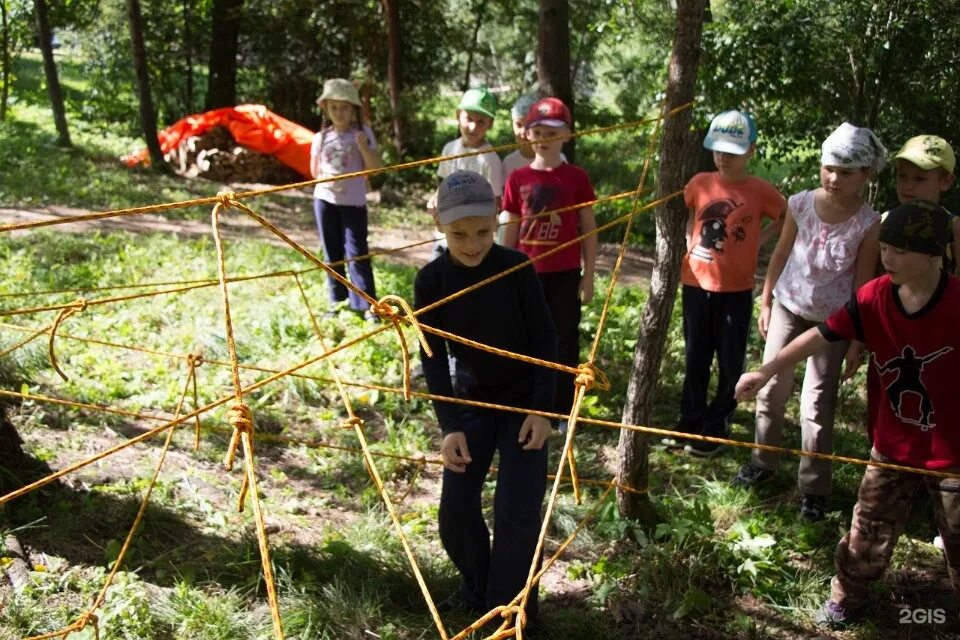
[{"x1": 773, "y1": 190, "x2": 878, "y2": 321}]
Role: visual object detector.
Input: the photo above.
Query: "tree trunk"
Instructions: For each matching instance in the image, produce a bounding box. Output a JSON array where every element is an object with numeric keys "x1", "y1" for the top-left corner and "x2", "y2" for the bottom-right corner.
[
  {"x1": 126, "y1": 0, "x2": 165, "y2": 169},
  {"x1": 206, "y1": 0, "x2": 242, "y2": 110},
  {"x1": 380, "y1": 0, "x2": 404, "y2": 155},
  {"x1": 461, "y1": 0, "x2": 487, "y2": 92},
  {"x1": 616, "y1": 0, "x2": 708, "y2": 523},
  {"x1": 1, "y1": 0, "x2": 10, "y2": 120},
  {"x1": 34, "y1": 0, "x2": 70, "y2": 146},
  {"x1": 536, "y1": 0, "x2": 575, "y2": 162},
  {"x1": 183, "y1": 0, "x2": 194, "y2": 112}
]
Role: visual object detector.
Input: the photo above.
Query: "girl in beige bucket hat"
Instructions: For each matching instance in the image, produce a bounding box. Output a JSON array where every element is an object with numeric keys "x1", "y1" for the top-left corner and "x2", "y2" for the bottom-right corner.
[{"x1": 311, "y1": 78, "x2": 383, "y2": 318}]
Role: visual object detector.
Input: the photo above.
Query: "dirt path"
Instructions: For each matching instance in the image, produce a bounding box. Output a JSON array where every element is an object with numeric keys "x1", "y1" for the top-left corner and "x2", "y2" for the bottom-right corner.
[{"x1": 0, "y1": 192, "x2": 654, "y2": 285}]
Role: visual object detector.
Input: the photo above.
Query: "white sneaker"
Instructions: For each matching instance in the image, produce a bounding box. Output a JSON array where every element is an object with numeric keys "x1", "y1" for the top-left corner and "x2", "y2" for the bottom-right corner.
[
  {"x1": 934, "y1": 535, "x2": 944, "y2": 550},
  {"x1": 558, "y1": 420, "x2": 568, "y2": 436}
]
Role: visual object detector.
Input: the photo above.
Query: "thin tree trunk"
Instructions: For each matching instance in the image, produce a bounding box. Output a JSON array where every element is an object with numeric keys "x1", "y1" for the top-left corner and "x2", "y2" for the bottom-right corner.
[
  {"x1": 206, "y1": 0, "x2": 242, "y2": 110},
  {"x1": 380, "y1": 0, "x2": 404, "y2": 154},
  {"x1": 537, "y1": 0, "x2": 575, "y2": 162},
  {"x1": 1, "y1": 0, "x2": 9, "y2": 120},
  {"x1": 461, "y1": 0, "x2": 486, "y2": 92},
  {"x1": 616, "y1": 0, "x2": 708, "y2": 523},
  {"x1": 126, "y1": 0, "x2": 165, "y2": 169},
  {"x1": 183, "y1": 0, "x2": 194, "y2": 112},
  {"x1": 34, "y1": 0, "x2": 70, "y2": 146}
]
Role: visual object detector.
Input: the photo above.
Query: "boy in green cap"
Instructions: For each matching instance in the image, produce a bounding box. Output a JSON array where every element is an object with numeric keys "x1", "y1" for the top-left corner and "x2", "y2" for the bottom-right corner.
[{"x1": 427, "y1": 88, "x2": 504, "y2": 259}]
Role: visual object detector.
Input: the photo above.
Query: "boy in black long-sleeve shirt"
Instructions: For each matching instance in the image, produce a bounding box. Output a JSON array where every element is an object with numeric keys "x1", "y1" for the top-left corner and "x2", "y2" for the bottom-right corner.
[{"x1": 414, "y1": 170, "x2": 557, "y2": 621}]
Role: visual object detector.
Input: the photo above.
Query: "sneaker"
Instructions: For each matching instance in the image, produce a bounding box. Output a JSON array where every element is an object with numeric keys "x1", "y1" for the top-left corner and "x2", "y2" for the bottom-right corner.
[
  {"x1": 814, "y1": 599, "x2": 850, "y2": 628},
  {"x1": 660, "y1": 436, "x2": 686, "y2": 447},
  {"x1": 800, "y1": 494, "x2": 827, "y2": 522},
  {"x1": 362, "y1": 309, "x2": 381, "y2": 324},
  {"x1": 684, "y1": 440, "x2": 724, "y2": 458},
  {"x1": 558, "y1": 420, "x2": 568, "y2": 436},
  {"x1": 934, "y1": 535, "x2": 944, "y2": 550},
  {"x1": 436, "y1": 592, "x2": 483, "y2": 616},
  {"x1": 731, "y1": 464, "x2": 775, "y2": 488}
]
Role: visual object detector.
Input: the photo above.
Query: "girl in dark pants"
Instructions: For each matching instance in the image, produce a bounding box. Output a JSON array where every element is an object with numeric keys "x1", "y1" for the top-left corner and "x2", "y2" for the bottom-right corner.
[{"x1": 310, "y1": 78, "x2": 383, "y2": 314}]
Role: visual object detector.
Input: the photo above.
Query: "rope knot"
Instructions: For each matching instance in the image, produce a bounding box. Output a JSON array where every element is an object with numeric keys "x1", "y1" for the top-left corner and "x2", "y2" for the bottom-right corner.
[
  {"x1": 339, "y1": 416, "x2": 364, "y2": 430},
  {"x1": 370, "y1": 295, "x2": 432, "y2": 401},
  {"x1": 72, "y1": 297, "x2": 88, "y2": 312},
  {"x1": 574, "y1": 362, "x2": 610, "y2": 392},
  {"x1": 187, "y1": 352, "x2": 204, "y2": 368},
  {"x1": 223, "y1": 402, "x2": 254, "y2": 471},
  {"x1": 47, "y1": 297, "x2": 90, "y2": 382},
  {"x1": 216, "y1": 190, "x2": 236, "y2": 209}
]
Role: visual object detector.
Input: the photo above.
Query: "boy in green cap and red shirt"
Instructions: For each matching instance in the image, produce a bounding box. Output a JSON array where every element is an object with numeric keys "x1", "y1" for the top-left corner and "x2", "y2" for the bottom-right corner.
[
  {"x1": 427, "y1": 88, "x2": 504, "y2": 259},
  {"x1": 735, "y1": 200, "x2": 960, "y2": 628}
]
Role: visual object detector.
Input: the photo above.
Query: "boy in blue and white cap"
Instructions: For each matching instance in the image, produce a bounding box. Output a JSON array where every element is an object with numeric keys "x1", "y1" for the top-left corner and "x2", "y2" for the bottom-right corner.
[
  {"x1": 669, "y1": 109, "x2": 786, "y2": 457},
  {"x1": 415, "y1": 170, "x2": 557, "y2": 622}
]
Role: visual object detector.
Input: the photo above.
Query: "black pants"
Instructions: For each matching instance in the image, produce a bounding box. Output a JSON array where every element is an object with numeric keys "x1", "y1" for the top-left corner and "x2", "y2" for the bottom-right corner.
[
  {"x1": 538, "y1": 269, "x2": 581, "y2": 416},
  {"x1": 438, "y1": 409, "x2": 548, "y2": 619},
  {"x1": 678, "y1": 285, "x2": 753, "y2": 438}
]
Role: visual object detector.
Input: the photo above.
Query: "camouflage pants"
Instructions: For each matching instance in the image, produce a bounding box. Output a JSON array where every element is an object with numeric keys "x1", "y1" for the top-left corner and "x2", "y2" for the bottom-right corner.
[{"x1": 831, "y1": 450, "x2": 960, "y2": 608}]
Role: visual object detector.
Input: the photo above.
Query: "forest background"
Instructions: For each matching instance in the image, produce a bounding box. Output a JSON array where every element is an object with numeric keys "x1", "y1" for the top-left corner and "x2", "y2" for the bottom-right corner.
[{"x1": 1, "y1": 1, "x2": 960, "y2": 639}]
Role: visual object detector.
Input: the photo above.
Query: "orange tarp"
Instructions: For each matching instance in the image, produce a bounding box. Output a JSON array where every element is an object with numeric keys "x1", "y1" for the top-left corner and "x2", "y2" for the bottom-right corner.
[{"x1": 123, "y1": 104, "x2": 315, "y2": 178}]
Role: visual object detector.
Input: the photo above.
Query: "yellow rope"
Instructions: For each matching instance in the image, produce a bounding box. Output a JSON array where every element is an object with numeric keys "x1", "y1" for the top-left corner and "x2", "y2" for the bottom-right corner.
[{"x1": 211, "y1": 196, "x2": 284, "y2": 639}]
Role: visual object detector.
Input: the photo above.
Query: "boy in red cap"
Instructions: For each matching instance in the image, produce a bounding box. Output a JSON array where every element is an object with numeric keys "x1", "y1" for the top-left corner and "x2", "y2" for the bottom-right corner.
[{"x1": 500, "y1": 97, "x2": 597, "y2": 426}]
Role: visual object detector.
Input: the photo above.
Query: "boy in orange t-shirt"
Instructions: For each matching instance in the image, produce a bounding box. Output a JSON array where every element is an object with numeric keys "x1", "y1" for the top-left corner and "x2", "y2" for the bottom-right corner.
[{"x1": 668, "y1": 110, "x2": 786, "y2": 457}]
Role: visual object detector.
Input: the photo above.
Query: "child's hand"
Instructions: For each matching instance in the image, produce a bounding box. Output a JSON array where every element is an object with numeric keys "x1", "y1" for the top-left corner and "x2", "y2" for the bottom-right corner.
[
  {"x1": 518, "y1": 415, "x2": 551, "y2": 450},
  {"x1": 355, "y1": 130, "x2": 370, "y2": 152},
  {"x1": 579, "y1": 274, "x2": 594, "y2": 304},
  {"x1": 842, "y1": 342, "x2": 866, "y2": 380},
  {"x1": 441, "y1": 431, "x2": 472, "y2": 472},
  {"x1": 735, "y1": 371, "x2": 769, "y2": 401},
  {"x1": 757, "y1": 303, "x2": 772, "y2": 339}
]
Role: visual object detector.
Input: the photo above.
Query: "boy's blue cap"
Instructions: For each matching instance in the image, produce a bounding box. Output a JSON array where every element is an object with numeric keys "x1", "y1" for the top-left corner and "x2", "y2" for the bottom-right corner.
[{"x1": 703, "y1": 110, "x2": 757, "y2": 155}]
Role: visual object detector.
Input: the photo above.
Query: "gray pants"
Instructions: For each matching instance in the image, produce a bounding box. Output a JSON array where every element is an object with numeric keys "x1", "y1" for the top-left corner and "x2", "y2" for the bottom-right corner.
[{"x1": 752, "y1": 300, "x2": 848, "y2": 496}]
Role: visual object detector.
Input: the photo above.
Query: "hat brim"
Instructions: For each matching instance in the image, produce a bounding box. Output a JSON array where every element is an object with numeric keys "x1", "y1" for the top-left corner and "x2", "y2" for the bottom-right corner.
[
  {"x1": 893, "y1": 150, "x2": 944, "y2": 172},
  {"x1": 437, "y1": 202, "x2": 496, "y2": 225},
  {"x1": 703, "y1": 137, "x2": 751, "y2": 155},
  {"x1": 458, "y1": 105, "x2": 496, "y2": 120},
  {"x1": 317, "y1": 94, "x2": 362, "y2": 108},
  {"x1": 526, "y1": 118, "x2": 569, "y2": 129}
]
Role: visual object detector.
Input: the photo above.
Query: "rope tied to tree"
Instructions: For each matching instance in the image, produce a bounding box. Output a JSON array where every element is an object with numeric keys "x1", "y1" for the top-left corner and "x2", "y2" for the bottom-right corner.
[
  {"x1": 47, "y1": 297, "x2": 88, "y2": 381},
  {"x1": 370, "y1": 294, "x2": 432, "y2": 400}
]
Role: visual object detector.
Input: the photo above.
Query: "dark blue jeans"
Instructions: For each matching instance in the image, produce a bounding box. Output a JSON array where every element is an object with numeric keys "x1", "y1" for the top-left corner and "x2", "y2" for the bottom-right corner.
[
  {"x1": 678, "y1": 285, "x2": 753, "y2": 438},
  {"x1": 538, "y1": 269, "x2": 581, "y2": 416},
  {"x1": 313, "y1": 199, "x2": 376, "y2": 311},
  {"x1": 438, "y1": 409, "x2": 547, "y2": 620}
]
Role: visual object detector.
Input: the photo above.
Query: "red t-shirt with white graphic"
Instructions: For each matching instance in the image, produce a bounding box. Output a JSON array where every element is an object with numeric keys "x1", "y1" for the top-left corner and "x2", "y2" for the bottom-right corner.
[
  {"x1": 502, "y1": 162, "x2": 596, "y2": 273},
  {"x1": 820, "y1": 273, "x2": 960, "y2": 470}
]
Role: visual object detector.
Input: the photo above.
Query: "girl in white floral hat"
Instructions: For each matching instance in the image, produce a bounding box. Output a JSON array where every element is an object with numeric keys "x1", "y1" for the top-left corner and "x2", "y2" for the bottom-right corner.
[
  {"x1": 733, "y1": 123, "x2": 885, "y2": 522},
  {"x1": 311, "y1": 78, "x2": 383, "y2": 319}
]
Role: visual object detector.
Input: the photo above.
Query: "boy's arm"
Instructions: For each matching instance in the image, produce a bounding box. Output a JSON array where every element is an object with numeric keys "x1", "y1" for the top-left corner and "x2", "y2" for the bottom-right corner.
[
  {"x1": 685, "y1": 206, "x2": 696, "y2": 252},
  {"x1": 758, "y1": 215, "x2": 785, "y2": 247},
  {"x1": 758, "y1": 212, "x2": 798, "y2": 339},
  {"x1": 841, "y1": 221, "x2": 881, "y2": 379},
  {"x1": 500, "y1": 212, "x2": 521, "y2": 247},
  {"x1": 578, "y1": 206, "x2": 598, "y2": 303},
  {"x1": 952, "y1": 218, "x2": 960, "y2": 274},
  {"x1": 413, "y1": 272, "x2": 461, "y2": 433},
  {"x1": 736, "y1": 327, "x2": 829, "y2": 400},
  {"x1": 310, "y1": 154, "x2": 321, "y2": 179},
  {"x1": 519, "y1": 261, "x2": 558, "y2": 421}
]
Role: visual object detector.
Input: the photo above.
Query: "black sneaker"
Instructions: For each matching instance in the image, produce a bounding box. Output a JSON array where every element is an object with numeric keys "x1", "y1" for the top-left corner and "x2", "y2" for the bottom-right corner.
[
  {"x1": 684, "y1": 440, "x2": 724, "y2": 458},
  {"x1": 436, "y1": 592, "x2": 483, "y2": 616},
  {"x1": 814, "y1": 599, "x2": 850, "y2": 628},
  {"x1": 731, "y1": 464, "x2": 775, "y2": 488},
  {"x1": 800, "y1": 494, "x2": 827, "y2": 522}
]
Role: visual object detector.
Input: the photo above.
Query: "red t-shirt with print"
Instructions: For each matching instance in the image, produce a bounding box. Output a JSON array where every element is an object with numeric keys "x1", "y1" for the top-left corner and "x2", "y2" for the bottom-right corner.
[
  {"x1": 820, "y1": 273, "x2": 960, "y2": 470},
  {"x1": 681, "y1": 172, "x2": 785, "y2": 292},
  {"x1": 502, "y1": 162, "x2": 596, "y2": 274}
]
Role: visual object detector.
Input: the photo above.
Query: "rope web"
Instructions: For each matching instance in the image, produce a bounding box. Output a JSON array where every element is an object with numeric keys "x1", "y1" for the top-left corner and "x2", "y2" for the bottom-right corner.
[{"x1": 2, "y1": 102, "x2": 956, "y2": 640}]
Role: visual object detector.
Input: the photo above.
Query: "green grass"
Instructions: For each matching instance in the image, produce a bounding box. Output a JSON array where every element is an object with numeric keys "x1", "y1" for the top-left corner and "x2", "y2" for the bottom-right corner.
[{"x1": 2, "y1": 47, "x2": 959, "y2": 640}]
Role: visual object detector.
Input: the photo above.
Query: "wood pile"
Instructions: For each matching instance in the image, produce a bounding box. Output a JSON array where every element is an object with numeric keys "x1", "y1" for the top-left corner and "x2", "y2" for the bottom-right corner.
[{"x1": 164, "y1": 126, "x2": 304, "y2": 184}]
